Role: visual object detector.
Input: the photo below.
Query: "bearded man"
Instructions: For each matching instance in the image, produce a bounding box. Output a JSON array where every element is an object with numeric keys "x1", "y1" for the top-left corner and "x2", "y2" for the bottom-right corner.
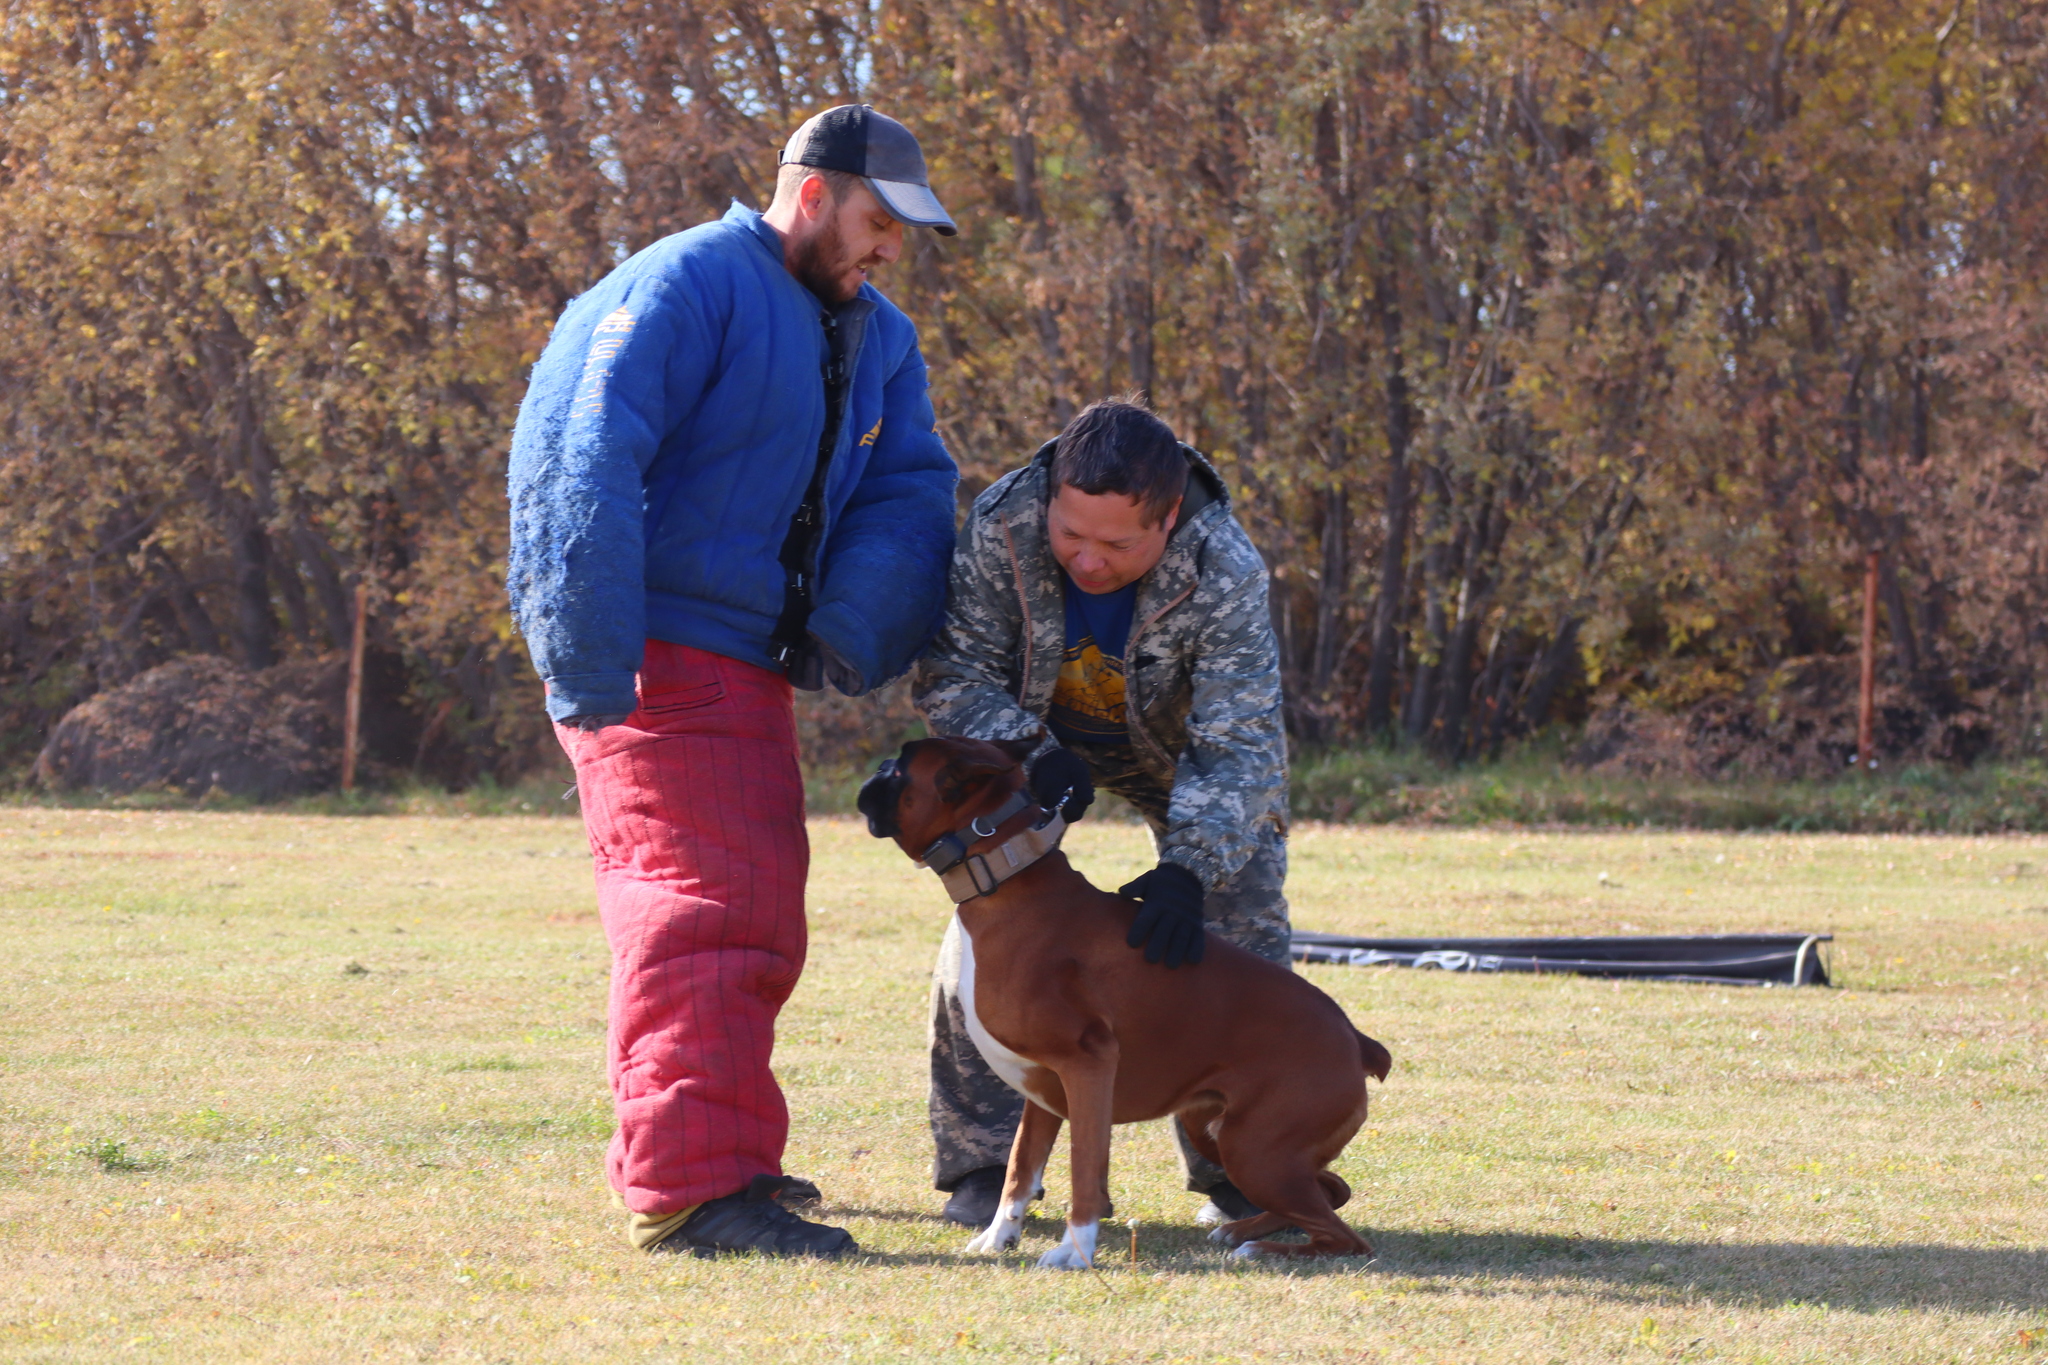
[{"x1": 507, "y1": 106, "x2": 959, "y2": 1258}]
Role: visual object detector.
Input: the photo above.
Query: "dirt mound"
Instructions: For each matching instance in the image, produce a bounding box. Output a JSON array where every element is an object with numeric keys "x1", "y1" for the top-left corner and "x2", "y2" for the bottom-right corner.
[
  {"x1": 34, "y1": 654, "x2": 346, "y2": 799},
  {"x1": 1571, "y1": 655, "x2": 1993, "y2": 780}
]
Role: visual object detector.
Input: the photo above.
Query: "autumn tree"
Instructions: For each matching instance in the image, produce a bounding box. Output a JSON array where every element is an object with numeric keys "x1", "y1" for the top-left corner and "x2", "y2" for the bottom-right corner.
[{"x1": 2, "y1": 0, "x2": 2043, "y2": 784}]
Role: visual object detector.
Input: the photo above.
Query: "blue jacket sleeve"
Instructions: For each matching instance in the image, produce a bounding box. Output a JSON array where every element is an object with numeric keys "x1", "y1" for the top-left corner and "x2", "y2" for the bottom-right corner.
[
  {"x1": 508, "y1": 280, "x2": 710, "y2": 722},
  {"x1": 806, "y1": 335, "x2": 959, "y2": 695}
]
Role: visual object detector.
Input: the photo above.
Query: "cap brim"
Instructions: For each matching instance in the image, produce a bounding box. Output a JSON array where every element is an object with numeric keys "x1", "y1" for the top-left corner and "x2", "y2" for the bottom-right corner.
[{"x1": 866, "y1": 177, "x2": 958, "y2": 236}]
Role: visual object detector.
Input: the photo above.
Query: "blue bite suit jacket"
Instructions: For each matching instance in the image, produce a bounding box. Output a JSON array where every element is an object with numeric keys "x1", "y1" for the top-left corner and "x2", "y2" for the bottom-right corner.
[{"x1": 507, "y1": 203, "x2": 960, "y2": 722}]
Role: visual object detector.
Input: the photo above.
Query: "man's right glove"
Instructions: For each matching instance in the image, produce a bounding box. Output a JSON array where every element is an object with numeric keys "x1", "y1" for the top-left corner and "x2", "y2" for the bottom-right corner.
[
  {"x1": 1026, "y1": 746, "x2": 1094, "y2": 823},
  {"x1": 1118, "y1": 862, "x2": 1206, "y2": 969}
]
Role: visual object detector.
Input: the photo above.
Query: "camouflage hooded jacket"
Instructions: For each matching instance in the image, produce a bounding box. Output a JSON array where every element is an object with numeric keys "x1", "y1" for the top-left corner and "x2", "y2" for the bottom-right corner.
[{"x1": 911, "y1": 441, "x2": 1287, "y2": 892}]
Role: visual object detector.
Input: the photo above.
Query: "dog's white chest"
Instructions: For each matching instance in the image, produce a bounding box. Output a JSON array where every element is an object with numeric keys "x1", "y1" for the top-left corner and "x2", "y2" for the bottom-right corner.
[{"x1": 955, "y1": 915, "x2": 1038, "y2": 1099}]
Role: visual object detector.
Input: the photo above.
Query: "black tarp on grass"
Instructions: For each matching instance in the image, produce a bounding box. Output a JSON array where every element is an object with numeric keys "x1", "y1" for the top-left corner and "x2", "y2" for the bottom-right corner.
[{"x1": 1289, "y1": 932, "x2": 1832, "y2": 987}]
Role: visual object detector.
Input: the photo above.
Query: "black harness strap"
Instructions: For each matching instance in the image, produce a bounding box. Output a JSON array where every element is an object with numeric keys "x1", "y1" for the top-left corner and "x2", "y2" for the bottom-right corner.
[
  {"x1": 768, "y1": 309, "x2": 845, "y2": 681},
  {"x1": 770, "y1": 297, "x2": 873, "y2": 686}
]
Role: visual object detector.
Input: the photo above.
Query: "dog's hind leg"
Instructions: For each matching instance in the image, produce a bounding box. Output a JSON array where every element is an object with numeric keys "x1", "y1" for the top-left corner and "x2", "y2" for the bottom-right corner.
[
  {"x1": 1207, "y1": 1174, "x2": 1346, "y2": 1247},
  {"x1": 966, "y1": 1100, "x2": 1061, "y2": 1254},
  {"x1": 1036, "y1": 1052, "x2": 1117, "y2": 1270},
  {"x1": 1207, "y1": 1210, "x2": 1291, "y2": 1248},
  {"x1": 1174, "y1": 1098, "x2": 1226, "y2": 1171},
  {"x1": 1223, "y1": 1163, "x2": 1371, "y2": 1261}
]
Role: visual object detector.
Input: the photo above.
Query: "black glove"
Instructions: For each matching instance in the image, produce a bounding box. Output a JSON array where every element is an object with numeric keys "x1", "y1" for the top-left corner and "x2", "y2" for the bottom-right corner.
[
  {"x1": 1118, "y1": 862, "x2": 1206, "y2": 968},
  {"x1": 1026, "y1": 746, "x2": 1094, "y2": 823},
  {"x1": 783, "y1": 632, "x2": 867, "y2": 696},
  {"x1": 565, "y1": 713, "x2": 629, "y2": 733}
]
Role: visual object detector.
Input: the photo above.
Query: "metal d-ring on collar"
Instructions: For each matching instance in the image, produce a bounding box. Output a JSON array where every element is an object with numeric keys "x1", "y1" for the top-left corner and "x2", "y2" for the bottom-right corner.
[
  {"x1": 919, "y1": 790, "x2": 1033, "y2": 876},
  {"x1": 918, "y1": 788, "x2": 1069, "y2": 903}
]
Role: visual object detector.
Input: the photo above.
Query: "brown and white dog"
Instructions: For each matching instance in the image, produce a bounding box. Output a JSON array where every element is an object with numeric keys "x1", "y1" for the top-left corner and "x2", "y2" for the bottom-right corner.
[{"x1": 859, "y1": 735, "x2": 1392, "y2": 1267}]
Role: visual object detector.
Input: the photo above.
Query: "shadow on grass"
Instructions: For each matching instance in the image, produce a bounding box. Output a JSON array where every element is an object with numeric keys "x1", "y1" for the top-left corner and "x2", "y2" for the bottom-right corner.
[
  {"x1": 828, "y1": 1204, "x2": 962, "y2": 1226},
  {"x1": 1373, "y1": 1228, "x2": 2047, "y2": 1312},
  {"x1": 849, "y1": 1214, "x2": 2047, "y2": 1310}
]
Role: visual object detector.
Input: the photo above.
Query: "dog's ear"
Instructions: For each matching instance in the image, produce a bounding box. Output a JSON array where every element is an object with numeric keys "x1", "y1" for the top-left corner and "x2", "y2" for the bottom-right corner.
[
  {"x1": 990, "y1": 736, "x2": 1040, "y2": 766},
  {"x1": 936, "y1": 758, "x2": 1011, "y2": 807}
]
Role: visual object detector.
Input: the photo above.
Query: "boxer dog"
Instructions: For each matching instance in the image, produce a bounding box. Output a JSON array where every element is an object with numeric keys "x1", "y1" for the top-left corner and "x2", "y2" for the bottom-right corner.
[{"x1": 859, "y1": 736, "x2": 1392, "y2": 1266}]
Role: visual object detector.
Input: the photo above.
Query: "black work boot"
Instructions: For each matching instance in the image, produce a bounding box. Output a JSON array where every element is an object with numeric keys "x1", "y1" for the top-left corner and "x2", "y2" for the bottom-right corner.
[
  {"x1": 942, "y1": 1165, "x2": 1048, "y2": 1228},
  {"x1": 941, "y1": 1166, "x2": 1008, "y2": 1228},
  {"x1": 941, "y1": 1167, "x2": 1069, "y2": 1228},
  {"x1": 651, "y1": 1175, "x2": 856, "y2": 1259}
]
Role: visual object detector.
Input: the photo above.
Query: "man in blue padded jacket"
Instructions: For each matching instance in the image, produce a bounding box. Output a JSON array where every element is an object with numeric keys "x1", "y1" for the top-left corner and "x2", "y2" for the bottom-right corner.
[{"x1": 507, "y1": 106, "x2": 959, "y2": 1259}]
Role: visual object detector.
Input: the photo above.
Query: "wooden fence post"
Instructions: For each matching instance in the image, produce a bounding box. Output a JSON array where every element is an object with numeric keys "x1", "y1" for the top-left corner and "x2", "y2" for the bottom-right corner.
[{"x1": 342, "y1": 582, "x2": 368, "y2": 792}]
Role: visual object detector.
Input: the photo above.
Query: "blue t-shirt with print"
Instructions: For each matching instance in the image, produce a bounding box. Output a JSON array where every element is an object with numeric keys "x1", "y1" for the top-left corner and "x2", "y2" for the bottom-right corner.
[{"x1": 1047, "y1": 572, "x2": 1137, "y2": 748}]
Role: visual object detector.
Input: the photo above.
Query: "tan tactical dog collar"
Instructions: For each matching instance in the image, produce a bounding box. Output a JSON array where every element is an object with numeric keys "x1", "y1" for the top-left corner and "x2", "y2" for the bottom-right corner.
[{"x1": 918, "y1": 790, "x2": 1068, "y2": 903}]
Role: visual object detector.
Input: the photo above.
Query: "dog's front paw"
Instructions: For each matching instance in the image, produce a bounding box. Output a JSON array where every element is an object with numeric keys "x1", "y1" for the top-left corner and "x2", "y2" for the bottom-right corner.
[
  {"x1": 1230, "y1": 1242, "x2": 1265, "y2": 1261},
  {"x1": 1033, "y1": 1221, "x2": 1099, "y2": 1271},
  {"x1": 1207, "y1": 1225, "x2": 1243, "y2": 1247},
  {"x1": 965, "y1": 1217, "x2": 1022, "y2": 1254}
]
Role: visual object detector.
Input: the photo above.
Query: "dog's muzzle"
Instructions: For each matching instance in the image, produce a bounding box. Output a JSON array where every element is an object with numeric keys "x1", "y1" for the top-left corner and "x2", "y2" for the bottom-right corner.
[{"x1": 857, "y1": 756, "x2": 905, "y2": 839}]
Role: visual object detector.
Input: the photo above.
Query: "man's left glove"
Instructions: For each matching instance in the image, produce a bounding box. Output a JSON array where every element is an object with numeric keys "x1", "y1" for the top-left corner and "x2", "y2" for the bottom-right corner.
[
  {"x1": 565, "y1": 713, "x2": 630, "y2": 733},
  {"x1": 783, "y1": 632, "x2": 867, "y2": 696},
  {"x1": 1118, "y1": 862, "x2": 1206, "y2": 969},
  {"x1": 1026, "y1": 746, "x2": 1094, "y2": 823}
]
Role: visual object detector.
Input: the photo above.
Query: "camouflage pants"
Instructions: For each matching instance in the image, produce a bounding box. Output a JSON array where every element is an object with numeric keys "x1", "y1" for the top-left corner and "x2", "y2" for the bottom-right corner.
[{"x1": 927, "y1": 754, "x2": 1290, "y2": 1194}]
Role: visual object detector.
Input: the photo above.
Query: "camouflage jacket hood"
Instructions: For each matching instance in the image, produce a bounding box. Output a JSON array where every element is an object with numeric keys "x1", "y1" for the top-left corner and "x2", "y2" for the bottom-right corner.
[{"x1": 911, "y1": 441, "x2": 1287, "y2": 892}]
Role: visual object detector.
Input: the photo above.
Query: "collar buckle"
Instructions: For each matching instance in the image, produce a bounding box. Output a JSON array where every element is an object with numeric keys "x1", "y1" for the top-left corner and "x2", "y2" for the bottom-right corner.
[
  {"x1": 963, "y1": 854, "x2": 1001, "y2": 898},
  {"x1": 932, "y1": 801, "x2": 1068, "y2": 904}
]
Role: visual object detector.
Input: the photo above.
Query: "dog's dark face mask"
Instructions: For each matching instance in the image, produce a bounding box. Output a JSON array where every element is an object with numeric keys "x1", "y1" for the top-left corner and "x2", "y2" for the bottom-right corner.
[{"x1": 857, "y1": 750, "x2": 909, "y2": 839}]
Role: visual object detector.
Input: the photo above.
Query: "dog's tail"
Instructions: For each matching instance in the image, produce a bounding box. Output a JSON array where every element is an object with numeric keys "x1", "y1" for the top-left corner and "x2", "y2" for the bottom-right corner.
[
  {"x1": 1355, "y1": 1029, "x2": 1392, "y2": 1082},
  {"x1": 1316, "y1": 1169, "x2": 1353, "y2": 1211}
]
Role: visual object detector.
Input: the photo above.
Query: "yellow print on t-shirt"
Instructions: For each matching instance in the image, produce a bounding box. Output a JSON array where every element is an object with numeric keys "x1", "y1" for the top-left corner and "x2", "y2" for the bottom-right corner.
[{"x1": 1048, "y1": 636, "x2": 1126, "y2": 742}]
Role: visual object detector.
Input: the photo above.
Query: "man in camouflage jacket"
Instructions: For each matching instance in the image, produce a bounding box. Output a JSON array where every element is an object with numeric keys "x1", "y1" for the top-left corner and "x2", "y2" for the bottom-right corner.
[{"x1": 911, "y1": 399, "x2": 1290, "y2": 1228}]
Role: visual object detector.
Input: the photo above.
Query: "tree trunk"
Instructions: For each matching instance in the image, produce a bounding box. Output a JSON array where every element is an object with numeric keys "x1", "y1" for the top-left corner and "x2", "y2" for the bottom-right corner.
[
  {"x1": 1877, "y1": 553, "x2": 1922, "y2": 680},
  {"x1": 1123, "y1": 241, "x2": 1155, "y2": 400},
  {"x1": 153, "y1": 548, "x2": 224, "y2": 656},
  {"x1": 1363, "y1": 300, "x2": 1414, "y2": 735},
  {"x1": 226, "y1": 508, "x2": 277, "y2": 670},
  {"x1": 1404, "y1": 540, "x2": 1448, "y2": 738},
  {"x1": 272, "y1": 530, "x2": 315, "y2": 645},
  {"x1": 292, "y1": 518, "x2": 354, "y2": 650},
  {"x1": 1479, "y1": 633, "x2": 1525, "y2": 757},
  {"x1": 1310, "y1": 482, "x2": 1348, "y2": 705},
  {"x1": 1433, "y1": 585, "x2": 1487, "y2": 759},
  {"x1": 1521, "y1": 616, "x2": 1583, "y2": 731}
]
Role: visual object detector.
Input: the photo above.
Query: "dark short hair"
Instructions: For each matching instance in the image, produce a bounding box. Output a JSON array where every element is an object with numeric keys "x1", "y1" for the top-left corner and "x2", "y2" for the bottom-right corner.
[
  {"x1": 1049, "y1": 399, "x2": 1188, "y2": 527},
  {"x1": 774, "y1": 162, "x2": 864, "y2": 204}
]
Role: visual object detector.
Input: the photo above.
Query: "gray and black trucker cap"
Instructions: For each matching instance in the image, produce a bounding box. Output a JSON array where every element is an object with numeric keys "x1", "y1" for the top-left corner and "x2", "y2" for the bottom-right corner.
[{"x1": 779, "y1": 105, "x2": 957, "y2": 236}]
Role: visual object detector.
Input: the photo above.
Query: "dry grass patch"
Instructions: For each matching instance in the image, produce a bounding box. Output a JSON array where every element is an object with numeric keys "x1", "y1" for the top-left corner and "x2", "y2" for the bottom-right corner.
[{"x1": 1, "y1": 809, "x2": 2043, "y2": 1362}]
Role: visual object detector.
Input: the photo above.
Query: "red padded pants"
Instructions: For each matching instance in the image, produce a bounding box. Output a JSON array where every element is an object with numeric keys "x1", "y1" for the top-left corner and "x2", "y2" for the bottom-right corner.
[{"x1": 556, "y1": 641, "x2": 809, "y2": 1217}]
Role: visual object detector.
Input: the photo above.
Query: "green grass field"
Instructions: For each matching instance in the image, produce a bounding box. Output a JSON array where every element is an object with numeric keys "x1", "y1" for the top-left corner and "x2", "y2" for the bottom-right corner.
[{"x1": 2, "y1": 808, "x2": 2044, "y2": 1362}]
